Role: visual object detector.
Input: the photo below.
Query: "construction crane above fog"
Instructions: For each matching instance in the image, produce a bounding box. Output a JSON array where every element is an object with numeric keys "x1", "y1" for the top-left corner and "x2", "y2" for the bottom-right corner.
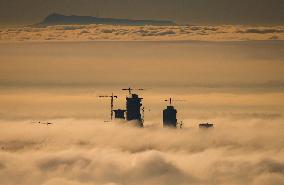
[
  {"x1": 165, "y1": 98, "x2": 186, "y2": 105},
  {"x1": 121, "y1": 87, "x2": 145, "y2": 127},
  {"x1": 99, "y1": 93, "x2": 118, "y2": 121},
  {"x1": 122, "y1": 87, "x2": 145, "y2": 95},
  {"x1": 31, "y1": 121, "x2": 53, "y2": 125}
]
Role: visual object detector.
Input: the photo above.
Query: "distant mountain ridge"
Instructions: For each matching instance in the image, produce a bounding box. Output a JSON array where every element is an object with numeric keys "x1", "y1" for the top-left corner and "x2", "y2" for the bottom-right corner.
[{"x1": 36, "y1": 13, "x2": 176, "y2": 26}]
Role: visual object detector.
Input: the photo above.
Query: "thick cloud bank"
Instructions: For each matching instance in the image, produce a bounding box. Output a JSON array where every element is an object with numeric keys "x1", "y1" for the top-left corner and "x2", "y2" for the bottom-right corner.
[
  {"x1": 0, "y1": 118, "x2": 283, "y2": 185},
  {"x1": 1, "y1": 25, "x2": 284, "y2": 41}
]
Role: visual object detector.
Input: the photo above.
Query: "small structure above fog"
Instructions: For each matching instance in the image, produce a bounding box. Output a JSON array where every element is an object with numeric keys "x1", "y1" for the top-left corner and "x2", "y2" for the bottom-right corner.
[
  {"x1": 113, "y1": 109, "x2": 126, "y2": 120},
  {"x1": 199, "y1": 123, "x2": 214, "y2": 129}
]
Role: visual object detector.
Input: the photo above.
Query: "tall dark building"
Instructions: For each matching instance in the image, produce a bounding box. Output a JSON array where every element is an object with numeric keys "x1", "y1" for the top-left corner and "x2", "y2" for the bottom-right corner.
[
  {"x1": 163, "y1": 106, "x2": 177, "y2": 128},
  {"x1": 113, "y1": 109, "x2": 126, "y2": 119},
  {"x1": 126, "y1": 94, "x2": 143, "y2": 126}
]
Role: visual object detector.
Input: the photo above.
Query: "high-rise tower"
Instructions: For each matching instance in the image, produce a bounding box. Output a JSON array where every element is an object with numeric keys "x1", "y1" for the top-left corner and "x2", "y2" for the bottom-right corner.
[
  {"x1": 126, "y1": 93, "x2": 143, "y2": 126},
  {"x1": 163, "y1": 105, "x2": 177, "y2": 128},
  {"x1": 163, "y1": 98, "x2": 184, "y2": 128}
]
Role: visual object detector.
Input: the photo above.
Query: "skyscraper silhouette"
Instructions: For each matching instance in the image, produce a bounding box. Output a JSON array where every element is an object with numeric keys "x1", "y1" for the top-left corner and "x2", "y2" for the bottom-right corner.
[
  {"x1": 163, "y1": 105, "x2": 177, "y2": 128},
  {"x1": 126, "y1": 94, "x2": 143, "y2": 127}
]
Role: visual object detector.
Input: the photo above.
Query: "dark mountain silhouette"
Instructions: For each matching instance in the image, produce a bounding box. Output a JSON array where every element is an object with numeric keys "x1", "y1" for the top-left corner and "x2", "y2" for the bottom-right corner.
[{"x1": 36, "y1": 13, "x2": 176, "y2": 26}]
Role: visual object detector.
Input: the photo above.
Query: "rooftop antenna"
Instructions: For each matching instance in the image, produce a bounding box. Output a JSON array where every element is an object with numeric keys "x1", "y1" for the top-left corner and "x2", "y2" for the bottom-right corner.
[
  {"x1": 122, "y1": 87, "x2": 144, "y2": 95},
  {"x1": 165, "y1": 98, "x2": 186, "y2": 106},
  {"x1": 99, "y1": 93, "x2": 118, "y2": 121}
]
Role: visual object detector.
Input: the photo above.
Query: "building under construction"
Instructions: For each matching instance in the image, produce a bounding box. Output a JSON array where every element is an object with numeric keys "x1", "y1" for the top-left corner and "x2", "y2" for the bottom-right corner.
[
  {"x1": 122, "y1": 88, "x2": 144, "y2": 126},
  {"x1": 103, "y1": 88, "x2": 144, "y2": 127},
  {"x1": 126, "y1": 93, "x2": 143, "y2": 126},
  {"x1": 99, "y1": 88, "x2": 191, "y2": 129}
]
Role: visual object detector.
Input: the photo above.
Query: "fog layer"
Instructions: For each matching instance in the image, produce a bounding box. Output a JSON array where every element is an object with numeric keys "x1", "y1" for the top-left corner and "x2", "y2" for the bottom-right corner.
[
  {"x1": 0, "y1": 119, "x2": 283, "y2": 185},
  {"x1": 1, "y1": 25, "x2": 284, "y2": 41}
]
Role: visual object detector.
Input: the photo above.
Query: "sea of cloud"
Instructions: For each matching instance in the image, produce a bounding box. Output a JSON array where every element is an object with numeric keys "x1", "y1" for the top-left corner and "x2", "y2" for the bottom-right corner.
[
  {"x1": 0, "y1": 118, "x2": 283, "y2": 185},
  {"x1": 0, "y1": 25, "x2": 284, "y2": 41}
]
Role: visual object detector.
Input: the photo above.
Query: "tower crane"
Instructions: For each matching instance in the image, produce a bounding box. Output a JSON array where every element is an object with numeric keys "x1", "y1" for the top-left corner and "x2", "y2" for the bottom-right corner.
[
  {"x1": 99, "y1": 93, "x2": 118, "y2": 121},
  {"x1": 122, "y1": 87, "x2": 144, "y2": 95},
  {"x1": 164, "y1": 98, "x2": 186, "y2": 105}
]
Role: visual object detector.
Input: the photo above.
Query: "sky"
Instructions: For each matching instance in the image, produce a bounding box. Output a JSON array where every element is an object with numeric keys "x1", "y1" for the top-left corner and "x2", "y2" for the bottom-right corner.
[
  {"x1": 0, "y1": 0, "x2": 284, "y2": 25},
  {"x1": 1, "y1": 41, "x2": 284, "y2": 120}
]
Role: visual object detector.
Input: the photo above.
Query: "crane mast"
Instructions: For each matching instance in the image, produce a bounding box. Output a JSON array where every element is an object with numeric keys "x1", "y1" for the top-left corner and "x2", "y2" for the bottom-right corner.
[{"x1": 99, "y1": 93, "x2": 118, "y2": 120}]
